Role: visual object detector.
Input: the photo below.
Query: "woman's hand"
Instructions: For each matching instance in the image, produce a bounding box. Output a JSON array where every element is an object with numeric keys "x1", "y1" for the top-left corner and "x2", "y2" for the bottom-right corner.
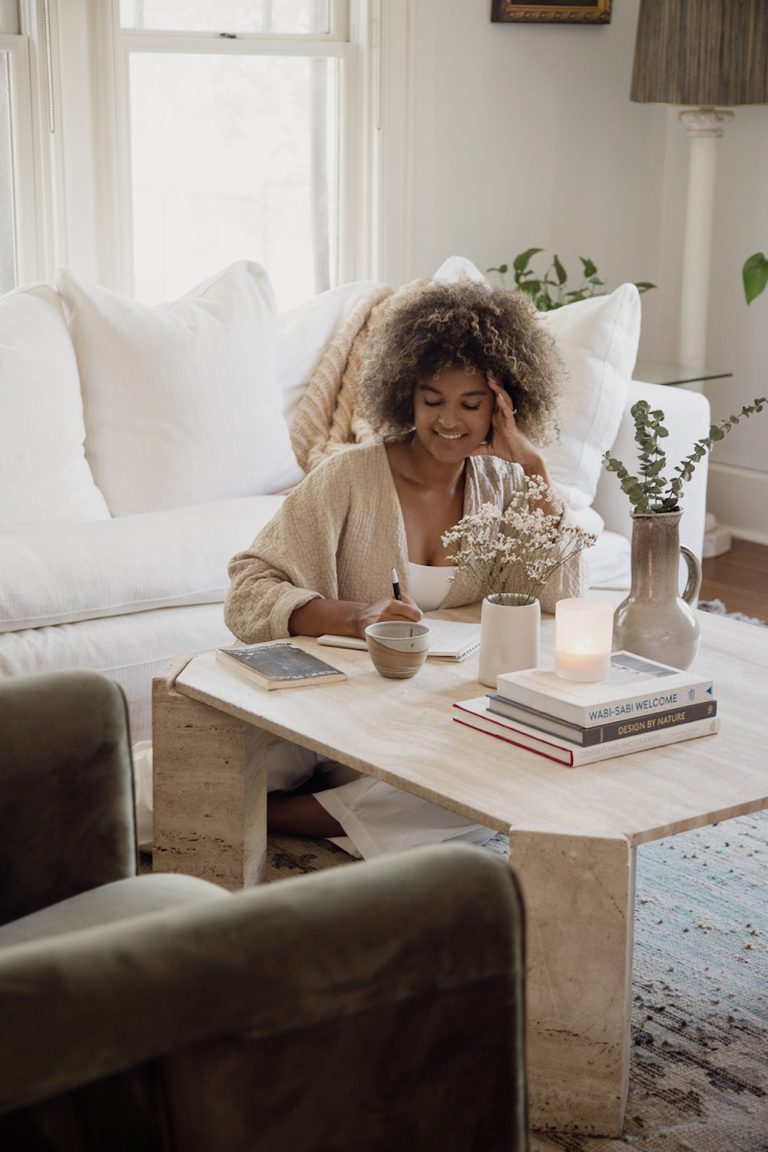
[
  {"x1": 472, "y1": 376, "x2": 561, "y2": 516},
  {"x1": 471, "y1": 376, "x2": 548, "y2": 473},
  {"x1": 289, "y1": 593, "x2": 422, "y2": 639},
  {"x1": 353, "y1": 595, "x2": 423, "y2": 637}
]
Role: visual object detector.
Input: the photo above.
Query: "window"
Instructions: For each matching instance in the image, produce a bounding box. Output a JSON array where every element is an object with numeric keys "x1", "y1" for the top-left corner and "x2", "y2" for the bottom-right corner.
[
  {"x1": 3, "y1": 1, "x2": 411, "y2": 299},
  {"x1": 114, "y1": 0, "x2": 355, "y2": 308},
  {"x1": 0, "y1": 2, "x2": 38, "y2": 294}
]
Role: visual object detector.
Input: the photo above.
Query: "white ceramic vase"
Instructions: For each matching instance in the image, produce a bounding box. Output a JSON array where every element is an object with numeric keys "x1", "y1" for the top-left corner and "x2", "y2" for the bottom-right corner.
[{"x1": 478, "y1": 593, "x2": 541, "y2": 689}]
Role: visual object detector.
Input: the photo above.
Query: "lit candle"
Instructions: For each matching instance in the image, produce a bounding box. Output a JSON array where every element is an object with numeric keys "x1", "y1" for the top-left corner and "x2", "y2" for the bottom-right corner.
[{"x1": 555, "y1": 597, "x2": 614, "y2": 683}]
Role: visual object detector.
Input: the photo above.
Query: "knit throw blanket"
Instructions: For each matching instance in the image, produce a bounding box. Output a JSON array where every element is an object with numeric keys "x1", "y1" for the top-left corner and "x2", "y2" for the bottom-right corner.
[{"x1": 289, "y1": 283, "x2": 394, "y2": 474}]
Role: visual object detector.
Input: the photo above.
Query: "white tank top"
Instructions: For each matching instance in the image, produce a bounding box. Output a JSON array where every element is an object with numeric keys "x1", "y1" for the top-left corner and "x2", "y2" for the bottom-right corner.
[{"x1": 407, "y1": 561, "x2": 456, "y2": 612}]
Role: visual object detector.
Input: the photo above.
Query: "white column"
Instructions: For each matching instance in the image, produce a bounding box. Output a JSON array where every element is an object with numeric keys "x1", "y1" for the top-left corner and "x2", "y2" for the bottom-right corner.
[{"x1": 677, "y1": 108, "x2": 733, "y2": 373}]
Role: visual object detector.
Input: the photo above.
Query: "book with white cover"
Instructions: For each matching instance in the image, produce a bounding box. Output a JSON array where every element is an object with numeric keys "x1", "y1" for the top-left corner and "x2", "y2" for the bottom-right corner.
[
  {"x1": 319, "y1": 618, "x2": 480, "y2": 661},
  {"x1": 486, "y1": 692, "x2": 718, "y2": 746},
  {"x1": 452, "y1": 696, "x2": 720, "y2": 767},
  {"x1": 496, "y1": 651, "x2": 714, "y2": 726}
]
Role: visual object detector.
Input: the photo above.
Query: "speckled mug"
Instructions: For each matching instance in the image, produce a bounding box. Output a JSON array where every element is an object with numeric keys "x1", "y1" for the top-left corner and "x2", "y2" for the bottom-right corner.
[{"x1": 365, "y1": 621, "x2": 431, "y2": 679}]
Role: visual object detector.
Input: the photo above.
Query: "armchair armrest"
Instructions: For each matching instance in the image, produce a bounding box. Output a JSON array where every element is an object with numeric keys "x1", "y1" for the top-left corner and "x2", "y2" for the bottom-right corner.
[
  {"x1": 593, "y1": 379, "x2": 711, "y2": 559},
  {"x1": 0, "y1": 843, "x2": 527, "y2": 1152},
  {"x1": 0, "y1": 671, "x2": 137, "y2": 924}
]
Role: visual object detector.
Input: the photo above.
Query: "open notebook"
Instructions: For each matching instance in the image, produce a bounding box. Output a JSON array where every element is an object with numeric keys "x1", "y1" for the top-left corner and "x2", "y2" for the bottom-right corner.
[{"x1": 319, "y1": 618, "x2": 480, "y2": 662}]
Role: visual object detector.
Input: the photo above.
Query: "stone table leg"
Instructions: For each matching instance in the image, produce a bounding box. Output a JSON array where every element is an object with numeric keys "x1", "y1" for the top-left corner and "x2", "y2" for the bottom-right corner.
[
  {"x1": 507, "y1": 825, "x2": 636, "y2": 1137},
  {"x1": 152, "y1": 661, "x2": 267, "y2": 890}
]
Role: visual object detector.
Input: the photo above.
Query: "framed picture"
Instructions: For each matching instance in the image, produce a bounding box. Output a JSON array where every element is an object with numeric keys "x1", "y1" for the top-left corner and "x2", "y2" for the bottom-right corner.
[{"x1": 491, "y1": 1, "x2": 612, "y2": 24}]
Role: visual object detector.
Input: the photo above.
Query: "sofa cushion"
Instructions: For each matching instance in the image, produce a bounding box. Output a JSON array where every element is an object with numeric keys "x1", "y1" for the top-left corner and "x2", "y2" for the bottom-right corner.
[
  {"x1": 0, "y1": 285, "x2": 109, "y2": 526},
  {"x1": 279, "y1": 280, "x2": 379, "y2": 429},
  {"x1": 57, "y1": 262, "x2": 303, "y2": 516},
  {"x1": 540, "y1": 283, "x2": 640, "y2": 512},
  {"x1": 0, "y1": 496, "x2": 284, "y2": 633},
  {"x1": 0, "y1": 604, "x2": 236, "y2": 744}
]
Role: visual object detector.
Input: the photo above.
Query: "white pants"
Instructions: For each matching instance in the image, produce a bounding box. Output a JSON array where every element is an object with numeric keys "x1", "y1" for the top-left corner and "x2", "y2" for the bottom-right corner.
[{"x1": 267, "y1": 739, "x2": 496, "y2": 861}]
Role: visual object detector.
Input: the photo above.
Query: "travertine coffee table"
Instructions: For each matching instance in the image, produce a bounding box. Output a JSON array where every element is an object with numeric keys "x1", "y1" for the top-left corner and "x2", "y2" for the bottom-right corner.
[{"x1": 152, "y1": 610, "x2": 768, "y2": 1137}]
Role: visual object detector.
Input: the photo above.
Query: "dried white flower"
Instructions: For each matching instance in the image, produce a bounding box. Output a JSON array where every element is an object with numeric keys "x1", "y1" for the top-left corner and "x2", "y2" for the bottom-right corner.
[{"x1": 441, "y1": 476, "x2": 596, "y2": 604}]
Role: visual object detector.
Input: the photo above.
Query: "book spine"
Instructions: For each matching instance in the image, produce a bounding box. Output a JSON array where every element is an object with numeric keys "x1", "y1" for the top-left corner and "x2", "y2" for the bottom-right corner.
[
  {"x1": 496, "y1": 679, "x2": 714, "y2": 726},
  {"x1": 453, "y1": 708, "x2": 720, "y2": 766},
  {"x1": 487, "y1": 696, "x2": 718, "y2": 745},
  {"x1": 567, "y1": 716, "x2": 720, "y2": 764}
]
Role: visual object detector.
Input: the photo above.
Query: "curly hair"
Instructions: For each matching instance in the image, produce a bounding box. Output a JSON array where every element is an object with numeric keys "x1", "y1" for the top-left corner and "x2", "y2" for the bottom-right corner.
[{"x1": 355, "y1": 278, "x2": 563, "y2": 445}]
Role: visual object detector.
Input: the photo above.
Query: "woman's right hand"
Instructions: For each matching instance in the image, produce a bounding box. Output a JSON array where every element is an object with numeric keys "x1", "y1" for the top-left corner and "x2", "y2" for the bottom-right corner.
[
  {"x1": 289, "y1": 594, "x2": 422, "y2": 639},
  {"x1": 354, "y1": 595, "x2": 423, "y2": 637}
]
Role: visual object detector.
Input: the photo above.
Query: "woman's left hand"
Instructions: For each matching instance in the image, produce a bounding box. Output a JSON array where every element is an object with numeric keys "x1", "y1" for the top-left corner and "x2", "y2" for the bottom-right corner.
[
  {"x1": 471, "y1": 376, "x2": 546, "y2": 475},
  {"x1": 472, "y1": 376, "x2": 561, "y2": 516}
]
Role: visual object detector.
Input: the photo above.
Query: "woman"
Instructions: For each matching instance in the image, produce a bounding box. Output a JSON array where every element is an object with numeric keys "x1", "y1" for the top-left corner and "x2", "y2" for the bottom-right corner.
[{"x1": 225, "y1": 278, "x2": 586, "y2": 858}]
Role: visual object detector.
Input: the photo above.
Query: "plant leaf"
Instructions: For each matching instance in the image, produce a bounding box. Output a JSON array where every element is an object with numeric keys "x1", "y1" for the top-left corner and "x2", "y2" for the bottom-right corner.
[
  {"x1": 743, "y1": 252, "x2": 768, "y2": 305},
  {"x1": 513, "y1": 248, "x2": 543, "y2": 274}
]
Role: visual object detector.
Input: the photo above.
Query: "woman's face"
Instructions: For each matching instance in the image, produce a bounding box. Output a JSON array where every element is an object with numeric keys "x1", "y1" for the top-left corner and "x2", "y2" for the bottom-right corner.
[{"x1": 412, "y1": 365, "x2": 495, "y2": 462}]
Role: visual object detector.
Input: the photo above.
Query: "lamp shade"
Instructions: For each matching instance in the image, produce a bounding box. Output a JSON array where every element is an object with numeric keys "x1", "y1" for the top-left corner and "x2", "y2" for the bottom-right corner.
[{"x1": 631, "y1": 0, "x2": 768, "y2": 106}]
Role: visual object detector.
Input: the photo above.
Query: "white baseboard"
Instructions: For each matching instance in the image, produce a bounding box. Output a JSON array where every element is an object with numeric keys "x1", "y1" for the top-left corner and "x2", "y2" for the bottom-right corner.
[{"x1": 706, "y1": 464, "x2": 768, "y2": 545}]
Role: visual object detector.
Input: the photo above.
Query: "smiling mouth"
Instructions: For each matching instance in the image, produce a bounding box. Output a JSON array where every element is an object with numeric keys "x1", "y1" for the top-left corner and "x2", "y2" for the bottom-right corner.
[{"x1": 434, "y1": 430, "x2": 465, "y2": 441}]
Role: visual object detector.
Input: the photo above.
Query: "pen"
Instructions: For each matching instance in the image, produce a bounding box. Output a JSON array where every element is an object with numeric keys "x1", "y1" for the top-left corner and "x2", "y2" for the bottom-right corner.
[{"x1": 391, "y1": 566, "x2": 402, "y2": 601}]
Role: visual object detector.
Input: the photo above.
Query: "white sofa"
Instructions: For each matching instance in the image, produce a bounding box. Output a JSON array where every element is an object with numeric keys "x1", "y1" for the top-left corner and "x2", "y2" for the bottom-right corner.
[{"x1": 0, "y1": 258, "x2": 710, "y2": 742}]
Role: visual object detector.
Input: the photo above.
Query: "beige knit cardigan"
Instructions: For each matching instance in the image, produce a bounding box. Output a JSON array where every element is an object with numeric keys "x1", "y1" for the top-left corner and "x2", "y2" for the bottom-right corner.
[{"x1": 225, "y1": 440, "x2": 586, "y2": 645}]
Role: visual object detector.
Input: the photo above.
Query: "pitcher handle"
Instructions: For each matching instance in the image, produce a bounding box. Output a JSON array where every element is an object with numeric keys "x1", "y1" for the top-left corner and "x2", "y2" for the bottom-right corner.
[{"x1": 680, "y1": 546, "x2": 702, "y2": 606}]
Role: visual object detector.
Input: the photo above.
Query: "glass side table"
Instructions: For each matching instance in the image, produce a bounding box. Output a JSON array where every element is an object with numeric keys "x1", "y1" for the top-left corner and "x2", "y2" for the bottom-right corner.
[
  {"x1": 633, "y1": 360, "x2": 732, "y2": 388},
  {"x1": 632, "y1": 360, "x2": 734, "y2": 558}
]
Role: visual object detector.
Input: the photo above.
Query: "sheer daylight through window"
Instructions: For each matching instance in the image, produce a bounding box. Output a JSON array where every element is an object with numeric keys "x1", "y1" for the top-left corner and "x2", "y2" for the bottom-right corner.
[{"x1": 120, "y1": 1, "x2": 342, "y2": 309}]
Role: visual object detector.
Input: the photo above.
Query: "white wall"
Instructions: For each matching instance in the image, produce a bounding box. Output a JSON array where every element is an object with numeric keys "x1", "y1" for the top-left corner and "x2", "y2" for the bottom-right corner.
[{"x1": 392, "y1": 0, "x2": 768, "y2": 543}]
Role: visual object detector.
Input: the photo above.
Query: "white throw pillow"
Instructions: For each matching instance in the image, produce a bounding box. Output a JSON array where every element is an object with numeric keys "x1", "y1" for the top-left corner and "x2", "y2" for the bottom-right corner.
[
  {"x1": 540, "y1": 284, "x2": 640, "y2": 511},
  {"x1": 430, "y1": 258, "x2": 640, "y2": 513},
  {"x1": 58, "y1": 262, "x2": 303, "y2": 516},
  {"x1": 0, "y1": 494, "x2": 285, "y2": 632},
  {"x1": 0, "y1": 284, "x2": 109, "y2": 526},
  {"x1": 278, "y1": 280, "x2": 378, "y2": 429}
]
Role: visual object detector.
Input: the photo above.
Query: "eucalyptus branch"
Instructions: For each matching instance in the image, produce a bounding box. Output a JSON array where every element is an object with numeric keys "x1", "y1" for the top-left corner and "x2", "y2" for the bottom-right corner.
[{"x1": 603, "y1": 397, "x2": 767, "y2": 514}]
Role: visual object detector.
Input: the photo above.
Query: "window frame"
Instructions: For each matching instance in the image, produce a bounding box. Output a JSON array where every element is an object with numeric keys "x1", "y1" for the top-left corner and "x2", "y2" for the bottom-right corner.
[
  {"x1": 0, "y1": 26, "x2": 41, "y2": 286},
  {"x1": 13, "y1": 0, "x2": 413, "y2": 294},
  {"x1": 99, "y1": 0, "x2": 371, "y2": 298}
]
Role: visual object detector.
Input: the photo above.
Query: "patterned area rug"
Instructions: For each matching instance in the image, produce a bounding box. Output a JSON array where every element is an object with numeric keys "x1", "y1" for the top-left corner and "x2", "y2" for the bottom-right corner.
[
  {"x1": 698, "y1": 598, "x2": 767, "y2": 628},
  {"x1": 266, "y1": 810, "x2": 768, "y2": 1150}
]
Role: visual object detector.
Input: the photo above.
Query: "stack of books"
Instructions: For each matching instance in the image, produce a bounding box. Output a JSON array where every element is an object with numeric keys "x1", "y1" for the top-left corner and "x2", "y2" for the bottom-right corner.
[{"x1": 452, "y1": 650, "x2": 719, "y2": 766}]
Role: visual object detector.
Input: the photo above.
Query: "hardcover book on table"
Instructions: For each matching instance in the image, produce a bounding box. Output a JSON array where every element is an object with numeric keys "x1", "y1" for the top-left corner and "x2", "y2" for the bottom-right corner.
[
  {"x1": 496, "y1": 651, "x2": 714, "y2": 727},
  {"x1": 452, "y1": 696, "x2": 720, "y2": 767},
  {"x1": 486, "y1": 693, "x2": 718, "y2": 746},
  {"x1": 216, "y1": 643, "x2": 346, "y2": 690}
]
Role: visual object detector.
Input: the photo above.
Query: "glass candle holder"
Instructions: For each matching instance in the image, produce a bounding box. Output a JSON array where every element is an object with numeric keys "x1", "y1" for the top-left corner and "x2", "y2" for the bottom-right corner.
[{"x1": 555, "y1": 597, "x2": 614, "y2": 682}]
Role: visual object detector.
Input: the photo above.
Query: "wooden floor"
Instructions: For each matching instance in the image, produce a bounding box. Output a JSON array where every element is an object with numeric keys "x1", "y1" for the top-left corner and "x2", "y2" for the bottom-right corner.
[{"x1": 699, "y1": 538, "x2": 768, "y2": 621}]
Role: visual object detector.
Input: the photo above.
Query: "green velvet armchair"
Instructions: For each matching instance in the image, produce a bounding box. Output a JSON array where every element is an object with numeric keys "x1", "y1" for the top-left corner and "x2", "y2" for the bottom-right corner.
[{"x1": 0, "y1": 670, "x2": 528, "y2": 1151}]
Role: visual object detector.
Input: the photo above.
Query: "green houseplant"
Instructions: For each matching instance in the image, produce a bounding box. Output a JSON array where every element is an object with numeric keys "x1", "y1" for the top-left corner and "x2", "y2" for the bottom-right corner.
[
  {"x1": 488, "y1": 248, "x2": 655, "y2": 312},
  {"x1": 602, "y1": 397, "x2": 767, "y2": 670}
]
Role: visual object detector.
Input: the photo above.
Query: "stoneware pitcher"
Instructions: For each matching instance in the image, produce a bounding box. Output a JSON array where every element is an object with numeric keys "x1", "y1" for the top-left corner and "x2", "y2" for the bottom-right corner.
[{"x1": 612, "y1": 510, "x2": 702, "y2": 670}]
